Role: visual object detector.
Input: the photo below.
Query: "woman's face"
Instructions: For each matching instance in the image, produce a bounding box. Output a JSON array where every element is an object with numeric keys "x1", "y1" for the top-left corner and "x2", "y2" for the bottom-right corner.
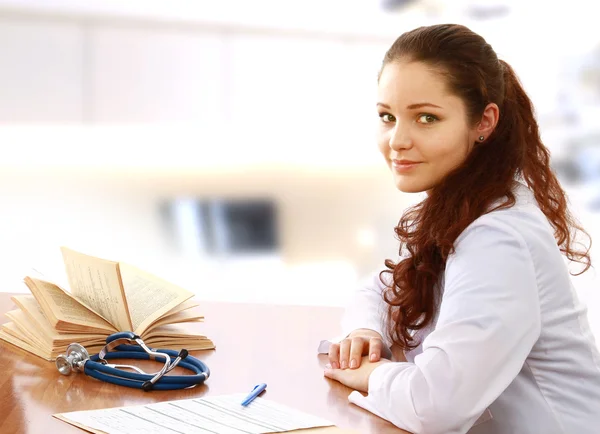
[{"x1": 376, "y1": 60, "x2": 481, "y2": 193}]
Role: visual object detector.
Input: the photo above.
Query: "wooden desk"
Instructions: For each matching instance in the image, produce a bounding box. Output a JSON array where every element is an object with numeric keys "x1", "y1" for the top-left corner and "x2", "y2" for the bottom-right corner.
[{"x1": 0, "y1": 292, "x2": 409, "y2": 434}]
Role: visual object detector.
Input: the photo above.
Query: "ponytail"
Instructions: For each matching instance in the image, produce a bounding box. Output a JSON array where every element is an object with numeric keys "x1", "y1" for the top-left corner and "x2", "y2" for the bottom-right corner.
[{"x1": 499, "y1": 60, "x2": 591, "y2": 274}]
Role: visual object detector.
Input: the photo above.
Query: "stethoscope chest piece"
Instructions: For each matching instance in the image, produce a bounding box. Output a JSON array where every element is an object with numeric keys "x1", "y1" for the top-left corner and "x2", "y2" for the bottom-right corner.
[{"x1": 56, "y1": 343, "x2": 90, "y2": 375}]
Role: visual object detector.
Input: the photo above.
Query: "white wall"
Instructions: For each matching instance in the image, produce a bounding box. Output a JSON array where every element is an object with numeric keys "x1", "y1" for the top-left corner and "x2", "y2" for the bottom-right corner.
[{"x1": 0, "y1": 4, "x2": 597, "y2": 318}]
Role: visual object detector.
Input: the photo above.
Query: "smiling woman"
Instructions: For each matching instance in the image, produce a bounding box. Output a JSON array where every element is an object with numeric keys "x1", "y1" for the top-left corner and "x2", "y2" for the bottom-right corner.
[
  {"x1": 375, "y1": 61, "x2": 499, "y2": 193},
  {"x1": 322, "y1": 23, "x2": 600, "y2": 434}
]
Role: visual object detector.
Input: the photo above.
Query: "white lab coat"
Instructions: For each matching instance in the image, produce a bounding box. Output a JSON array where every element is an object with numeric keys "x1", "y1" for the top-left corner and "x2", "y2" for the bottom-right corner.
[{"x1": 329, "y1": 183, "x2": 600, "y2": 434}]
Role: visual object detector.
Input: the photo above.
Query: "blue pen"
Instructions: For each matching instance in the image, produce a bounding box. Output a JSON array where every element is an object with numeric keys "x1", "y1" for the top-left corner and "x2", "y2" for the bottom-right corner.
[{"x1": 241, "y1": 383, "x2": 267, "y2": 406}]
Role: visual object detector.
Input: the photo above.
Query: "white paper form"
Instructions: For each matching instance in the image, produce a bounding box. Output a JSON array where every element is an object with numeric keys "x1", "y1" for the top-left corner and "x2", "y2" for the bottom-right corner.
[{"x1": 54, "y1": 393, "x2": 334, "y2": 434}]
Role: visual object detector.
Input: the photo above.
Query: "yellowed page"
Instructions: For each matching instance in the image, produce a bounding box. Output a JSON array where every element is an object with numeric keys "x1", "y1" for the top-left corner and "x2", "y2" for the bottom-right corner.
[
  {"x1": 118, "y1": 263, "x2": 194, "y2": 335},
  {"x1": 12, "y1": 295, "x2": 64, "y2": 341},
  {"x1": 144, "y1": 309, "x2": 203, "y2": 332},
  {"x1": 7, "y1": 309, "x2": 79, "y2": 352},
  {"x1": 163, "y1": 299, "x2": 200, "y2": 317},
  {"x1": 5, "y1": 310, "x2": 47, "y2": 348},
  {"x1": 61, "y1": 247, "x2": 132, "y2": 331},
  {"x1": 144, "y1": 338, "x2": 215, "y2": 351},
  {"x1": 140, "y1": 323, "x2": 204, "y2": 339},
  {"x1": 11, "y1": 295, "x2": 108, "y2": 343},
  {"x1": 25, "y1": 277, "x2": 116, "y2": 333},
  {"x1": 1, "y1": 318, "x2": 102, "y2": 361},
  {"x1": 0, "y1": 327, "x2": 52, "y2": 360},
  {"x1": 140, "y1": 323, "x2": 214, "y2": 350}
]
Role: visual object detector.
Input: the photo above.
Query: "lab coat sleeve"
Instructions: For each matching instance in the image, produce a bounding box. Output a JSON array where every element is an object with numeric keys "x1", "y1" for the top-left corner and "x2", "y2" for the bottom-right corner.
[{"x1": 348, "y1": 215, "x2": 542, "y2": 434}]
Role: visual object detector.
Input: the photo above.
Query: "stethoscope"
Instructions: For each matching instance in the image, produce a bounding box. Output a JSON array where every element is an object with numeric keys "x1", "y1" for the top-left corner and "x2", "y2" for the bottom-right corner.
[{"x1": 55, "y1": 331, "x2": 210, "y2": 391}]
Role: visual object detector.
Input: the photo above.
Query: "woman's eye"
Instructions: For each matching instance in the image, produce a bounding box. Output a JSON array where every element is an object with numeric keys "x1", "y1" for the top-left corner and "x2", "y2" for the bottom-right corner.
[
  {"x1": 379, "y1": 113, "x2": 395, "y2": 123},
  {"x1": 417, "y1": 114, "x2": 438, "y2": 124}
]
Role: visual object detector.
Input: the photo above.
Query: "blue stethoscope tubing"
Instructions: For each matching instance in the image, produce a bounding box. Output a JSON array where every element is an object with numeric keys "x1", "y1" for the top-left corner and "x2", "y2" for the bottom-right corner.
[
  {"x1": 84, "y1": 345, "x2": 210, "y2": 390},
  {"x1": 56, "y1": 331, "x2": 213, "y2": 391}
]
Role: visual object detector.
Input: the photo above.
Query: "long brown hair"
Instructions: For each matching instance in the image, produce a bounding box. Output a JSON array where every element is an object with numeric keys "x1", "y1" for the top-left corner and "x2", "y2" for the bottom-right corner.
[{"x1": 380, "y1": 24, "x2": 592, "y2": 351}]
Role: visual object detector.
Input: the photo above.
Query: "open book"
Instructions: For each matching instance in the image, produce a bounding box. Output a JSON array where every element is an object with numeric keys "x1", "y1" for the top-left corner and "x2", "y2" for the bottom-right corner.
[{"x1": 0, "y1": 247, "x2": 215, "y2": 361}]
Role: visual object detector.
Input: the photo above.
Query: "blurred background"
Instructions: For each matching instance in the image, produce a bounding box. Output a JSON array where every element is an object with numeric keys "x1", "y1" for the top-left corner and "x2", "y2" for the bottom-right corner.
[{"x1": 0, "y1": 0, "x2": 598, "y2": 336}]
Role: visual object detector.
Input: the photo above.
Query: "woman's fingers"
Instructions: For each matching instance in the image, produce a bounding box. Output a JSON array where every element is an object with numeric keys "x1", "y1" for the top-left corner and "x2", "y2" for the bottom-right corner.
[
  {"x1": 328, "y1": 332, "x2": 386, "y2": 370},
  {"x1": 328, "y1": 342, "x2": 340, "y2": 369},
  {"x1": 339, "y1": 338, "x2": 353, "y2": 369},
  {"x1": 368, "y1": 337, "x2": 383, "y2": 362},
  {"x1": 349, "y1": 337, "x2": 365, "y2": 368}
]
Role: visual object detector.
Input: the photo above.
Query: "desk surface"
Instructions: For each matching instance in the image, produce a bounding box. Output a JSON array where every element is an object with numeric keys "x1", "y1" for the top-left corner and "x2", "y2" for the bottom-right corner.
[{"x1": 0, "y1": 293, "x2": 409, "y2": 434}]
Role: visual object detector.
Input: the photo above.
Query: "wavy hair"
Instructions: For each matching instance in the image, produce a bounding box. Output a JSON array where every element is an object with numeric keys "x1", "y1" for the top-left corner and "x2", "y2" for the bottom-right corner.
[{"x1": 380, "y1": 24, "x2": 592, "y2": 350}]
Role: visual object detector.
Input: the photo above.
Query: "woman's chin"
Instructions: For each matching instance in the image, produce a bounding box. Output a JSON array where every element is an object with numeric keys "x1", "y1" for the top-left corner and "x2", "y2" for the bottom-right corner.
[{"x1": 394, "y1": 179, "x2": 430, "y2": 194}]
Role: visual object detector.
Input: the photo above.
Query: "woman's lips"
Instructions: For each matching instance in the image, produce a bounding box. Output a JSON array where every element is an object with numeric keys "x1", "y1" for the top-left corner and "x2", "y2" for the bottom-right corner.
[{"x1": 392, "y1": 160, "x2": 422, "y2": 172}]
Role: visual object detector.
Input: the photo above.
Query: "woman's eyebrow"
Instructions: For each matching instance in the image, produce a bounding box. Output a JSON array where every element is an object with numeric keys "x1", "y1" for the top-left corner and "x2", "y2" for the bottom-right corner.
[
  {"x1": 376, "y1": 102, "x2": 443, "y2": 110},
  {"x1": 406, "y1": 102, "x2": 442, "y2": 109}
]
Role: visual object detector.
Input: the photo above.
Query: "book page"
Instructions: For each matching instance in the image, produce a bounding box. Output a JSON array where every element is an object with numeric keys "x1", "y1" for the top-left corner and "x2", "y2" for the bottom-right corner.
[
  {"x1": 118, "y1": 263, "x2": 194, "y2": 335},
  {"x1": 140, "y1": 323, "x2": 214, "y2": 351},
  {"x1": 54, "y1": 395, "x2": 335, "y2": 434},
  {"x1": 25, "y1": 277, "x2": 116, "y2": 333},
  {"x1": 145, "y1": 309, "x2": 203, "y2": 331},
  {"x1": 11, "y1": 295, "x2": 109, "y2": 342},
  {"x1": 61, "y1": 247, "x2": 132, "y2": 332},
  {"x1": 0, "y1": 327, "x2": 53, "y2": 361},
  {"x1": 5, "y1": 310, "x2": 47, "y2": 349},
  {"x1": 12, "y1": 295, "x2": 59, "y2": 337},
  {"x1": 141, "y1": 323, "x2": 205, "y2": 339},
  {"x1": 163, "y1": 299, "x2": 200, "y2": 317}
]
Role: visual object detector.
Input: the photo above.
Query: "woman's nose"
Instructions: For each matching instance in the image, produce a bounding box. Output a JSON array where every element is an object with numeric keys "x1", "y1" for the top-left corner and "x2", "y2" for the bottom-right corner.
[{"x1": 389, "y1": 124, "x2": 412, "y2": 150}]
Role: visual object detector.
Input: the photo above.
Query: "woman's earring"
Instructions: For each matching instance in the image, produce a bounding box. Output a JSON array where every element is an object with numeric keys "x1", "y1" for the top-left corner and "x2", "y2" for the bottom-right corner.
[{"x1": 478, "y1": 135, "x2": 485, "y2": 142}]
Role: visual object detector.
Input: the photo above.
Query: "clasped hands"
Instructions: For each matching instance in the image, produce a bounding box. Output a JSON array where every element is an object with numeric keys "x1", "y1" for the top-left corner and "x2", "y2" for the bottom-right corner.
[{"x1": 323, "y1": 328, "x2": 395, "y2": 392}]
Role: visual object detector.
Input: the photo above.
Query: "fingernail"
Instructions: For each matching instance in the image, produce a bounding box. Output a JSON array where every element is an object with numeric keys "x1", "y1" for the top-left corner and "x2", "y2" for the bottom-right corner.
[
  {"x1": 341, "y1": 360, "x2": 347, "y2": 369},
  {"x1": 332, "y1": 361, "x2": 339, "y2": 369},
  {"x1": 325, "y1": 363, "x2": 332, "y2": 369},
  {"x1": 370, "y1": 353, "x2": 377, "y2": 362},
  {"x1": 350, "y1": 359, "x2": 357, "y2": 369}
]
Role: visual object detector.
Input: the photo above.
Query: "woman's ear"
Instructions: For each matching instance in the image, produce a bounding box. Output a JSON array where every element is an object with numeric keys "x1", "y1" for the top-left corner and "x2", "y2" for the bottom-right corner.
[{"x1": 473, "y1": 103, "x2": 499, "y2": 143}]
